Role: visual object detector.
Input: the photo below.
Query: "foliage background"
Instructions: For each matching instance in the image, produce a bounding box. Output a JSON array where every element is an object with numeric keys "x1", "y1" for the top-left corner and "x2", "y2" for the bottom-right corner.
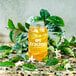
[{"x1": 0, "y1": 0, "x2": 76, "y2": 42}]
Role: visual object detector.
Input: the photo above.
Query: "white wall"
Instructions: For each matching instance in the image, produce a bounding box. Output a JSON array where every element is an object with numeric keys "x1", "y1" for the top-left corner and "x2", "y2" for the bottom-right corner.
[{"x1": 0, "y1": 0, "x2": 76, "y2": 42}]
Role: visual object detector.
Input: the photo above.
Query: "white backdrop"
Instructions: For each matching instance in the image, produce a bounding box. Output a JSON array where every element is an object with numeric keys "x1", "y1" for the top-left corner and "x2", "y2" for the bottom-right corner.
[{"x1": 0, "y1": 0, "x2": 76, "y2": 42}]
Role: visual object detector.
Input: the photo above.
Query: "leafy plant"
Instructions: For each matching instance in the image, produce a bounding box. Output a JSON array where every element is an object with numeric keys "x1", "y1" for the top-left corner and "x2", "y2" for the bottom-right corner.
[
  {"x1": 57, "y1": 38, "x2": 75, "y2": 57},
  {"x1": 9, "y1": 55, "x2": 24, "y2": 63},
  {"x1": 0, "y1": 45, "x2": 12, "y2": 52},
  {"x1": 0, "y1": 61, "x2": 15, "y2": 67},
  {"x1": 46, "y1": 58, "x2": 59, "y2": 66},
  {"x1": 0, "y1": 9, "x2": 75, "y2": 71},
  {"x1": 22, "y1": 63, "x2": 36, "y2": 71},
  {"x1": 55, "y1": 59, "x2": 73, "y2": 71},
  {"x1": 47, "y1": 16, "x2": 65, "y2": 27}
]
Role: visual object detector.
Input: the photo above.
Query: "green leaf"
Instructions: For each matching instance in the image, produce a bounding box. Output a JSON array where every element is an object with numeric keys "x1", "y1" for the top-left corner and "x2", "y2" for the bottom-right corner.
[
  {"x1": 17, "y1": 22, "x2": 27, "y2": 32},
  {"x1": 57, "y1": 38, "x2": 70, "y2": 49},
  {"x1": 59, "y1": 47, "x2": 74, "y2": 56},
  {"x1": 46, "y1": 58, "x2": 59, "y2": 66},
  {"x1": 9, "y1": 30, "x2": 14, "y2": 42},
  {"x1": 25, "y1": 55, "x2": 29, "y2": 60},
  {"x1": 47, "y1": 16, "x2": 65, "y2": 27},
  {"x1": 0, "y1": 45, "x2": 12, "y2": 52},
  {"x1": 22, "y1": 63, "x2": 36, "y2": 71},
  {"x1": 40, "y1": 9, "x2": 50, "y2": 19},
  {"x1": 0, "y1": 61, "x2": 15, "y2": 67},
  {"x1": 69, "y1": 36, "x2": 76, "y2": 47},
  {"x1": 63, "y1": 47, "x2": 74, "y2": 56},
  {"x1": 16, "y1": 33, "x2": 28, "y2": 43},
  {"x1": 69, "y1": 36, "x2": 76, "y2": 42},
  {"x1": 13, "y1": 43, "x2": 22, "y2": 50},
  {"x1": 27, "y1": 16, "x2": 42, "y2": 23},
  {"x1": 20, "y1": 33, "x2": 28, "y2": 42},
  {"x1": 55, "y1": 66, "x2": 66, "y2": 71},
  {"x1": 25, "y1": 23, "x2": 30, "y2": 29},
  {"x1": 68, "y1": 68, "x2": 74, "y2": 71},
  {"x1": 4, "y1": 50, "x2": 10, "y2": 55},
  {"x1": 47, "y1": 24, "x2": 62, "y2": 32},
  {"x1": 70, "y1": 42, "x2": 76, "y2": 47},
  {"x1": 64, "y1": 38, "x2": 70, "y2": 47},
  {"x1": 8, "y1": 19, "x2": 16, "y2": 29},
  {"x1": 61, "y1": 59, "x2": 69, "y2": 66},
  {"x1": 9, "y1": 55, "x2": 24, "y2": 63}
]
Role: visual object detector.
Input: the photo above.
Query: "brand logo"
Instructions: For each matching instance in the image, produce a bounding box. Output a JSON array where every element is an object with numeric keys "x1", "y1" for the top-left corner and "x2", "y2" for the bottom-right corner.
[
  {"x1": 29, "y1": 42, "x2": 47, "y2": 47},
  {"x1": 35, "y1": 39, "x2": 41, "y2": 42}
]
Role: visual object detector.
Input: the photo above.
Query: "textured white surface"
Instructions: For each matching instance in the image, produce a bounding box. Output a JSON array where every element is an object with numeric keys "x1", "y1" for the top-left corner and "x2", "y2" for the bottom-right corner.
[{"x1": 0, "y1": 0, "x2": 76, "y2": 42}]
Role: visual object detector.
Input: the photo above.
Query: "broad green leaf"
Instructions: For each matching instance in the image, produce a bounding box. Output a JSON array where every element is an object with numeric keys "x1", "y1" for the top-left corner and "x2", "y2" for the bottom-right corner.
[
  {"x1": 47, "y1": 24, "x2": 62, "y2": 32},
  {"x1": 69, "y1": 35, "x2": 76, "y2": 46},
  {"x1": 25, "y1": 55, "x2": 29, "y2": 60},
  {"x1": 59, "y1": 47, "x2": 74, "y2": 56},
  {"x1": 64, "y1": 38, "x2": 70, "y2": 47},
  {"x1": 25, "y1": 23, "x2": 30, "y2": 29},
  {"x1": 17, "y1": 22, "x2": 27, "y2": 32},
  {"x1": 63, "y1": 47, "x2": 74, "y2": 56},
  {"x1": 0, "y1": 45, "x2": 12, "y2": 52},
  {"x1": 68, "y1": 68, "x2": 74, "y2": 71},
  {"x1": 9, "y1": 30, "x2": 14, "y2": 42},
  {"x1": 8, "y1": 19, "x2": 16, "y2": 29},
  {"x1": 57, "y1": 38, "x2": 70, "y2": 49},
  {"x1": 55, "y1": 66, "x2": 66, "y2": 71},
  {"x1": 22, "y1": 63, "x2": 36, "y2": 71},
  {"x1": 40, "y1": 9, "x2": 50, "y2": 19},
  {"x1": 9, "y1": 55, "x2": 24, "y2": 63},
  {"x1": 0, "y1": 61, "x2": 15, "y2": 67},
  {"x1": 26, "y1": 16, "x2": 42, "y2": 23},
  {"x1": 47, "y1": 16, "x2": 65, "y2": 27},
  {"x1": 16, "y1": 33, "x2": 28, "y2": 43},
  {"x1": 13, "y1": 43, "x2": 22, "y2": 50},
  {"x1": 20, "y1": 33, "x2": 28, "y2": 42},
  {"x1": 46, "y1": 58, "x2": 59, "y2": 66},
  {"x1": 69, "y1": 36, "x2": 76, "y2": 43}
]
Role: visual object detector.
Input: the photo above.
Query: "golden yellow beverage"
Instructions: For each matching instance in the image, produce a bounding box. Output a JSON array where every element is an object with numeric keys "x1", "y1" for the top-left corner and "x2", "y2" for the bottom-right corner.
[{"x1": 28, "y1": 26, "x2": 48, "y2": 61}]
